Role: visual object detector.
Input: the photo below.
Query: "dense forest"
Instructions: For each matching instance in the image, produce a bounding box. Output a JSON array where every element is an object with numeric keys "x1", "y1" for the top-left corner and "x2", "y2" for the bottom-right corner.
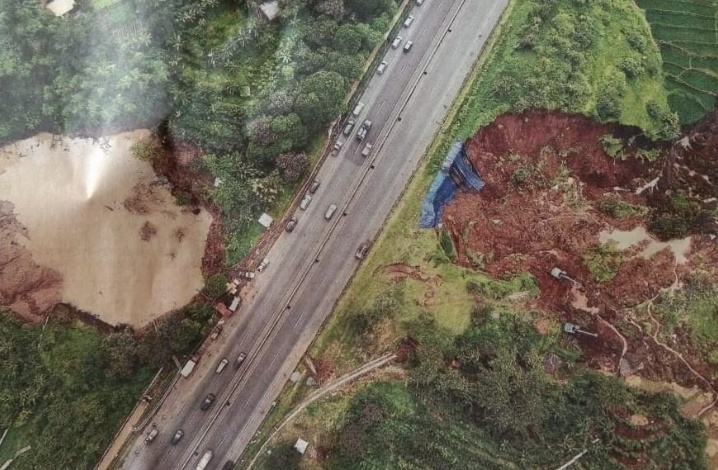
[{"x1": 0, "y1": 0, "x2": 397, "y2": 261}]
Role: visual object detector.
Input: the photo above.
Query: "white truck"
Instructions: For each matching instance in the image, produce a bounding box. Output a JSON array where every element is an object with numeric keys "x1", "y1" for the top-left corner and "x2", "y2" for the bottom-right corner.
[
  {"x1": 180, "y1": 357, "x2": 198, "y2": 378},
  {"x1": 196, "y1": 450, "x2": 213, "y2": 470}
]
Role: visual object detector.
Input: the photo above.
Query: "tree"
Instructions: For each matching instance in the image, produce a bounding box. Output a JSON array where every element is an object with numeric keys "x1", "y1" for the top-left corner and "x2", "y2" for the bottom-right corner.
[
  {"x1": 276, "y1": 152, "x2": 308, "y2": 182},
  {"x1": 247, "y1": 114, "x2": 278, "y2": 146},
  {"x1": 294, "y1": 70, "x2": 346, "y2": 129},
  {"x1": 316, "y1": 0, "x2": 345, "y2": 19},
  {"x1": 334, "y1": 24, "x2": 363, "y2": 54},
  {"x1": 102, "y1": 329, "x2": 139, "y2": 379}
]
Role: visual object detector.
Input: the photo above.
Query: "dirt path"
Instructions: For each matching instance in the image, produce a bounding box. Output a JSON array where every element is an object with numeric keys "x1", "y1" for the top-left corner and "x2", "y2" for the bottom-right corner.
[{"x1": 246, "y1": 353, "x2": 397, "y2": 469}]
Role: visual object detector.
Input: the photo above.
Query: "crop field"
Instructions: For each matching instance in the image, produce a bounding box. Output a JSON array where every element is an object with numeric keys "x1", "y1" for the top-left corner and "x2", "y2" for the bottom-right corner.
[{"x1": 636, "y1": 0, "x2": 718, "y2": 124}]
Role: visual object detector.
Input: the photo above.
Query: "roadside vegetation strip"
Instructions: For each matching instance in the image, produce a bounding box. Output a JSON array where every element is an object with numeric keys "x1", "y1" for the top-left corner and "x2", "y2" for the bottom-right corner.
[{"x1": 246, "y1": 353, "x2": 397, "y2": 470}]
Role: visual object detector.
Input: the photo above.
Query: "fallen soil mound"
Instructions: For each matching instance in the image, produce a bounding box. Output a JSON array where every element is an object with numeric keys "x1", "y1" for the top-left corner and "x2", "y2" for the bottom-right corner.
[{"x1": 443, "y1": 110, "x2": 718, "y2": 389}]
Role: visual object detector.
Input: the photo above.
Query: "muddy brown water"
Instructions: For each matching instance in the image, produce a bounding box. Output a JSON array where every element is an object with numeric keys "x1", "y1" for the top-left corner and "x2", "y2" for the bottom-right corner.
[{"x1": 0, "y1": 131, "x2": 211, "y2": 327}]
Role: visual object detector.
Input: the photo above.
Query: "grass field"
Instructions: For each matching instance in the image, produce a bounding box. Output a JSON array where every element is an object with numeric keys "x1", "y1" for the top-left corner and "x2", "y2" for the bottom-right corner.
[{"x1": 636, "y1": 0, "x2": 718, "y2": 124}]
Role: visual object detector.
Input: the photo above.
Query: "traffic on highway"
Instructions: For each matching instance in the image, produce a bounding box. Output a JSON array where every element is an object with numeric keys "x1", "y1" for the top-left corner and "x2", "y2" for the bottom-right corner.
[{"x1": 119, "y1": 0, "x2": 509, "y2": 467}]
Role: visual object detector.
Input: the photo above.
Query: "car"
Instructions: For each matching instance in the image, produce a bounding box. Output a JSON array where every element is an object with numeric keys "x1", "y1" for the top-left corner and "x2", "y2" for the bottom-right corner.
[
  {"x1": 356, "y1": 241, "x2": 373, "y2": 259},
  {"x1": 240, "y1": 271, "x2": 255, "y2": 280},
  {"x1": 391, "y1": 36, "x2": 403, "y2": 48},
  {"x1": 309, "y1": 179, "x2": 321, "y2": 194},
  {"x1": 171, "y1": 429, "x2": 185, "y2": 446},
  {"x1": 403, "y1": 41, "x2": 414, "y2": 52},
  {"x1": 332, "y1": 140, "x2": 344, "y2": 154},
  {"x1": 222, "y1": 461, "x2": 236, "y2": 470},
  {"x1": 361, "y1": 142, "x2": 374, "y2": 158},
  {"x1": 324, "y1": 204, "x2": 338, "y2": 220},
  {"x1": 342, "y1": 119, "x2": 356, "y2": 136},
  {"x1": 285, "y1": 217, "x2": 297, "y2": 232},
  {"x1": 377, "y1": 60, "x2": 388, "y2": 75},
  {"x1": 300, "y1": 193, "x2": 312, "y2": 210},
  {"x1": 352, "y1": 102, "x2": 365, "y2": 117},
  {"x1": 356, "y1": 120, "x2": 372, "y2": 141},
  {"x1": 403, "y1": 15, "x2": 415, "y2": 27},
  {"x1": 144, "y1": 427, "x2": 159, "y2": 445},
  {"x1": 209, "y1": 324, "x2": 223, "y2": 341},
  {"x1": 200, "y1": 393, "x2": 216, "y2": 411},
  {"x1": 234, "y1": 352, "x2": 247, "y2": 369},
  {"x1": 216, "y1": 358, "x2": 229, "y2": 374},
  {"x1": 416, "y1": 0, "x2": 424, "y2": 5},
  {"x1": 257, "y1": 257, "x2": 269, "y2": 272}
]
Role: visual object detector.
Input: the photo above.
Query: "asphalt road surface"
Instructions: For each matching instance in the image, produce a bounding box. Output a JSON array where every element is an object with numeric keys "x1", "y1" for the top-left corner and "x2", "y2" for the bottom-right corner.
[{"x1": 121, "y1": 0, "x2": 508, "y2": 468}]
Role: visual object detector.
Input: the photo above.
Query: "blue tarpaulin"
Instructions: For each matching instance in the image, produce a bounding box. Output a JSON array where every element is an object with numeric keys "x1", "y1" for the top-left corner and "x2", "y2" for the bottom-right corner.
[{"x1": 419, "y1": 140, "x2": 484, "y2": 228}]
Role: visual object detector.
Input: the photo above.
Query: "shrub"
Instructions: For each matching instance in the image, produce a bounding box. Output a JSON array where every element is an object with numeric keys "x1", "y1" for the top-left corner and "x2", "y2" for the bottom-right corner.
[
  {"x1": 599, "y1": 134, "x2": 624, "y2": 158},
  {"x1": 584, "y1": 240, "x2": 623, "y2": 282},
  {"x1": 204, "y1": 273, "x2": 228, "y2": 298},
  {"x1": 596, "y1": 197, "x2": 648, "y2": 218},
  {"x1": 439, "y1": 229, "x2": 457, "y2": 261}
]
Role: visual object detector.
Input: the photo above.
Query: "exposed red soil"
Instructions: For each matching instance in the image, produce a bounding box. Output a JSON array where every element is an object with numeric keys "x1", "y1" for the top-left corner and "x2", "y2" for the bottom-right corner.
[{"x1": 441, "y1": 110, "x2": 718, "y2": 393}]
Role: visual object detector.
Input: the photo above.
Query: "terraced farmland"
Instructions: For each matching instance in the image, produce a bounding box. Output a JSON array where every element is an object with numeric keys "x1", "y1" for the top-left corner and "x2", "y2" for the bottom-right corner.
[{"x1": 637, "y1": 0, "x2": 718, "y2": 124}]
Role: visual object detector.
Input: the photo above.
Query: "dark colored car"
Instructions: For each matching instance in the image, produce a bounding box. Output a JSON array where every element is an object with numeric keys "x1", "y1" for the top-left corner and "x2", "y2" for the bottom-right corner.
[
  {"x1": 286, "y1": 217, "x2": 297, "y2": 232},
  {"x1": 222, "y1": 461, "x2": 236, "y2": 470},
  {"x1": 234, "y1": 352, "x2": 247, "y2": 369},
  {"x1": 171, "y1": 429, "x2": 184, "y2": 445},
  {"x1": 200, "y1": 393, "x2": 216, "y2": 411},
  {"x1": 309, "y1": 179, "x2": 321, "y2": 194}
]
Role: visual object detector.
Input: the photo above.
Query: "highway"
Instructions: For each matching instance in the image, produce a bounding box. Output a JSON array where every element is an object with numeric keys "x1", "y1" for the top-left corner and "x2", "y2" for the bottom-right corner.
[{"x1": 120, "y1": 0, "x2": 508, "y2": 468}]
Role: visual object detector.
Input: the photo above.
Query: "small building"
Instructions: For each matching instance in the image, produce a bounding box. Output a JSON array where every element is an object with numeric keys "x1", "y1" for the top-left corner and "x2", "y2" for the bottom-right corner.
[
  {"x1": 214, "y1": 303, "x2": 233, "y2": 318},
  {"x1": 294, "y1": 438, "x2": 309, "y2": 454},
  {"x1": 258, "y1": 213, "x2": 273, "y2": 228},
  {"x1": 258, "y1": 0, "x2": 280, "y2": 21},
  {"x1": 46, "y1": 0, "x2": 75, "y2": 16}
]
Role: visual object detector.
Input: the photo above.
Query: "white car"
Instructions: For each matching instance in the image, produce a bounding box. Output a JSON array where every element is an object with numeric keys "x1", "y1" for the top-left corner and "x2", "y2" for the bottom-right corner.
[
  {"x1": 324, "y1": 204, "x2": 338, "y2": 220},
  {"x1": 403, "y1": 41, "x2": 414, "y2": 53},
  {"x1": 377, "y1": 61, "x2": 388, "y2": 75},
  {"x1": 416, "y1": 0, "x2": 424, "y2": 5},
  {"x1": 391, "y1": 36, "x2": 403, "y2": 49},
  {"x1": 300, "y1": 193, "x2": 312, "y2": 210},
  {"x1": 404, "y1": 15, "x2": 415, "y2": 27}
]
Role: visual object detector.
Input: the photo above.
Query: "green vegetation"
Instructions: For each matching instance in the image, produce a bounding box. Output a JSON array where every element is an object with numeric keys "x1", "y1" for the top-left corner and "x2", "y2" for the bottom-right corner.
[
  {"x1": 446, "y1": 0, "x2": 676, "y2": 141},
  {"x1": 600, "y1": 134, "x2": 625, "y2": 158},
  {"x1": 0, "y1": 0, "x2": 397, "y2": 262},
  {"x1": 0, "y1": 312, "x2": 153, "y2": 469},
  {"x1": 0, "y1": 299, "x2": 216, "y2": 469},
  {"x1": 584, "y1": 240, "x2": 623, "y2": 283},
  {"x1": 293, "y1": 313, "x2": 707, "y2": 469},
  {"x1": 649, "y1": 189, "x2": 714, "y2": 240},
  {"x1": 636, "y1": 0, "x2": 718, "y2": 124},
  {"x1": 596, "y1": 197, "x2": 649, "y2": 218},
  {"x1": 656, "y1": 276, "x2": 718, "y2": 366}
]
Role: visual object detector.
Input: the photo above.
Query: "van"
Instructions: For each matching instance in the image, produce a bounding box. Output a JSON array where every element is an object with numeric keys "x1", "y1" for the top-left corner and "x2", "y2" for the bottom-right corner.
[
  {"x1": 171, "y1": 429, "x2": 184, "y2": 445},
  {"x1": 342, "y1": 119, "x2": 355, "y2": 136},
  {"x1": 144, "y1": 427, "x2": 159, "y2": 445},
  {"x1": 216, "y1": 358, "x2": 229, "y2": 374},
  {"x1": 200, "y1": 393, "x2": 216, "y2": 411},
  {"x1": 300, "y1": 194, "x2": 312, "y2": 210},
  {"x1": 234, "y1": 352, "x2": 247, "y2": 369},
  {"x1": 352, "y1": 102, "x2": 365, "y2": 117},
  {"x1": 377, "y1": 61, "x2": 388, "y2": 75},
  {"x1": 324, "y1": 204, "x2": 338, "y2": 220}
]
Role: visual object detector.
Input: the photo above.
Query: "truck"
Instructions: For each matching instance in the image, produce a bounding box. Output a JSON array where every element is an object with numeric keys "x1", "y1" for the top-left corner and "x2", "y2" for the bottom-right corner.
[
  {"x1": 361, "y1": 142, "x2": 373, "y2": 157},
  {"x1": 356, "y1": 120, "x2": 372, "y2": 141},
  {"x1": 196, "y1": 450, "x2": 213, "y2": 470},
  {"x1": 180, "y1": 357, "x2": 198, "y2": 378}
]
